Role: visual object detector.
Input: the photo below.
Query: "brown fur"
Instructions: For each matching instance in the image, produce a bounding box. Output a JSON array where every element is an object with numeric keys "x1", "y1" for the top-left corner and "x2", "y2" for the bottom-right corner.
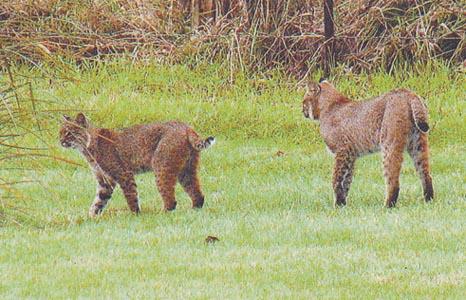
[
  {"x1": 302, "y1": 80, "x2": 433, "y2": 207},
  {"x1": 59, "y1": 113, "x2": 215, "y2": 216}
]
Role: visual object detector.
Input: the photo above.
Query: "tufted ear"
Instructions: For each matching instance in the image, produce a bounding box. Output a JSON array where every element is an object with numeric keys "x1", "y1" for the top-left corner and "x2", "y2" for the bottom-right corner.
[
  {"x1": 75, "y1": 112, "x2": 89, "y2": 128},
  {"x1": 62, "y1": 114, "x2": 72, "y2": 122}
]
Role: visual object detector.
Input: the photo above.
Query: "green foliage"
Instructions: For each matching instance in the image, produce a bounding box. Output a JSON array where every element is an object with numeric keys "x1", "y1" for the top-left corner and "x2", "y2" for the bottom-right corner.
[{"x1": 7, "y1": 60, "x2": 465, "y2": 143}]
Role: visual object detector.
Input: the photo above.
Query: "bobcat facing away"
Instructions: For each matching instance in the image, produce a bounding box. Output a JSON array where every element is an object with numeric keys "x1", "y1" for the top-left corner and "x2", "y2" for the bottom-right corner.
[
  {"x1": 60, "y1": 113, "x2": 215, "y2": 216},
  {"x1": 302, "y1": 79, "x2": 433, "y2": 208}
]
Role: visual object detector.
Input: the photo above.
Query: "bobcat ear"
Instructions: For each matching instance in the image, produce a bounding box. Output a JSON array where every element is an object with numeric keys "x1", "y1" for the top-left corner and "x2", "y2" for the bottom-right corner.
[
  {"x1": 62, "y1": 114, "x2": 72, "y2": 122},
  {"x1": 75, "y1": 113, "x2": 89, "y2": 128},
  {"x1": 319, "y1": 77, "x2": 328, "y2": 83}
]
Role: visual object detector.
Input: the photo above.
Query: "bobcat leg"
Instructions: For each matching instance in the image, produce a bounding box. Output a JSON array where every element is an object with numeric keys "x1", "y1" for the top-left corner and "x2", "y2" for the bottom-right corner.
[
  {"x1": 178, "y1": 153, "x2": 205, "y2": 208},
  {"x1": 156, "y1": 172, "x2": 178, "y2": 211},
  {"x1": 152, "y1": 136, "x2": 189, "y2": 211},
  {"x1": 118, "y1": 172, "x2": 140, "y2": 214},
  {"x1": 407, "y1": 132, "x2": 434, "y2": 202},
  {"x1": 89, "y1": 174, "x2": 116, "y2": 217},
  {"x1": 382, "y1": 146, "x2": 404, "y2": 208},
  {"x1": 332, "y1": 152, "x2": 356, "y2": 207},
  {"x1": 381, "y1": 106, "x2": 410, "y2": 208}
]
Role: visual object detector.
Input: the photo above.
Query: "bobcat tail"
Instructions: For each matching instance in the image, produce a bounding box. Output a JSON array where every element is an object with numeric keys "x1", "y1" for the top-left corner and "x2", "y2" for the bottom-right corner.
[
  {"x1": 410, "y1": 97, "x2": 429, "y2": 133},
  {"x1": 188, "y1": 130, "x2": 215, "y2": 151}
]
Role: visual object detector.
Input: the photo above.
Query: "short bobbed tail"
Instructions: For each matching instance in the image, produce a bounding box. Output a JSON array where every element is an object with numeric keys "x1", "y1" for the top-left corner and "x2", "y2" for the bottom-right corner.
[
  {"x1": 410, "y1": 97, "x2": 430, "y2": 133},
  {"x1": 188, "y1": 130, "x2": 215, "y2": 151}
]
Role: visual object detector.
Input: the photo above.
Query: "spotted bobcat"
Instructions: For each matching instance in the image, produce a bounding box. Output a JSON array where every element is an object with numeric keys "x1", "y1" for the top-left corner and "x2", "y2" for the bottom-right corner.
[
  {"x1": 302, "y1": 79, "x2": 433, "y2": 208},
  {"x1": 60, "y1": 113, "x2": 215, "y2": 216}
]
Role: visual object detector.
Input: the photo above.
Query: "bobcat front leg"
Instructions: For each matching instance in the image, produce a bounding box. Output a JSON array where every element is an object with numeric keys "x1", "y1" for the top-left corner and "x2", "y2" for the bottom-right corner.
[
  {"x1": 89, "y1": 173, "x2": 116, "y2": 217},
  {"x1": 332, "y1": 151, "x2": 356, "y2": 207}
]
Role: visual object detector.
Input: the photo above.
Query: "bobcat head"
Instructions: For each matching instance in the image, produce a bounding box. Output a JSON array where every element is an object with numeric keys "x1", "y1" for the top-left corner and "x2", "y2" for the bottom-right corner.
[
  {"x1": 59, "y1": 113, "x2": 91, "y2": 149},
  {"x1": 302, "y1": 81, "x2": 322, "y2": 121}
]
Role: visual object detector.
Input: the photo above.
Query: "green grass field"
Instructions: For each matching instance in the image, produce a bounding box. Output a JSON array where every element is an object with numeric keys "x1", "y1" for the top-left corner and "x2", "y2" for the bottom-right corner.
[{"x1": 1, "y1": 62, "x2": 465, "y2": 298}]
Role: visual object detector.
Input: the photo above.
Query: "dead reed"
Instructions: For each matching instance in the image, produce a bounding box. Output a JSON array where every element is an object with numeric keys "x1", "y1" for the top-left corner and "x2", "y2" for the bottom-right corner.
[
  {"x1": 0, "y1": 62, "x2": 83, "y2": 226},
  {"x1": 0, "y1": 0, "x2": 464, "y2": 75}
]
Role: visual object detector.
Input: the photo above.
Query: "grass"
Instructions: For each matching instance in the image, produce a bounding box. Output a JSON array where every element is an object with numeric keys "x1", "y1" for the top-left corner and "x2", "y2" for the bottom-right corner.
[
  {"x1": 2, "y1": 0, "x2": 464, "y2": 72},
  {"x1": 1, "y1": 61, "x2": 465, "y2": 298}
]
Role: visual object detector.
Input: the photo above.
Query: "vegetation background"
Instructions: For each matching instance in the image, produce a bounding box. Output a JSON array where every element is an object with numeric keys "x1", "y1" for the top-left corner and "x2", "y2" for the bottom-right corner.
[{"x1": 1, "y1": 0, "x2": 465, "y2": 298}]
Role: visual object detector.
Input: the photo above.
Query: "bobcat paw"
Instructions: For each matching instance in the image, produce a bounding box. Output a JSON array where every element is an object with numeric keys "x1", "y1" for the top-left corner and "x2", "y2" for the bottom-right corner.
[
  {"x1": 88, "y1": 205, "x2": 103, "y2": 217},
  {"x1": 164, "y1": 201, "x2": 177, "y2": 211}
]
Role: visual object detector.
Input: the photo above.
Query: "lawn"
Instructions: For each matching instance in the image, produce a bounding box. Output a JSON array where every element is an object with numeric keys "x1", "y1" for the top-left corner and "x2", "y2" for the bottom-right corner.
[{"x1": 1, "y1": 62, "x2": 465, "y2": 298}]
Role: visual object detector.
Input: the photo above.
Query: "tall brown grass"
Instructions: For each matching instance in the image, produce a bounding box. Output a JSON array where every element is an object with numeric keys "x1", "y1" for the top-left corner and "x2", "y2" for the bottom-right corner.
[
  {"x1": 1, "y1": 0, "x2": 464, "y2": 75},
  {"x1": 0, "y1": 66, "x2": 42, "y2": 226},
  {"x1": 0, "y1": 64, "x2": 81, "y2": 226}
]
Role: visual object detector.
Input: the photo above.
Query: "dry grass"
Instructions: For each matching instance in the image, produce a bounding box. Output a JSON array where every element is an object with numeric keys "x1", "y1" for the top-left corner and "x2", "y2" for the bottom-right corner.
[
  {"x1": 0, "y1": 0, "x2": 464, "y2": 74},
  {"x1": 0, "y1": 63, "x2": 80, "y2": 226},
  {"x1": 0, "y1": 68, "x2": 41, "y2": 225}
]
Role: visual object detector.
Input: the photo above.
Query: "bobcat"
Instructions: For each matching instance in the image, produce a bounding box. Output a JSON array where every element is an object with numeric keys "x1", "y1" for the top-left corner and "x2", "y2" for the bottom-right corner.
[
  {"x1": 302, "y1": 79, "x2": 433, "y2": 208},
  {"x1": 59, "y1": 113, "x2": 215, "y2": 216}
]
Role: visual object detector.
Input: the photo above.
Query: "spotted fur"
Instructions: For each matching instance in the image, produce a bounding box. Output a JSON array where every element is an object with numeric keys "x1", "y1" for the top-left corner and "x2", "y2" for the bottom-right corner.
[
  {"x1": 60, "y1": 113, "x2": 214, "y2": 216},
  {"x1": 302, "y1": 80, "x2": 433, "y2": 207}
]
